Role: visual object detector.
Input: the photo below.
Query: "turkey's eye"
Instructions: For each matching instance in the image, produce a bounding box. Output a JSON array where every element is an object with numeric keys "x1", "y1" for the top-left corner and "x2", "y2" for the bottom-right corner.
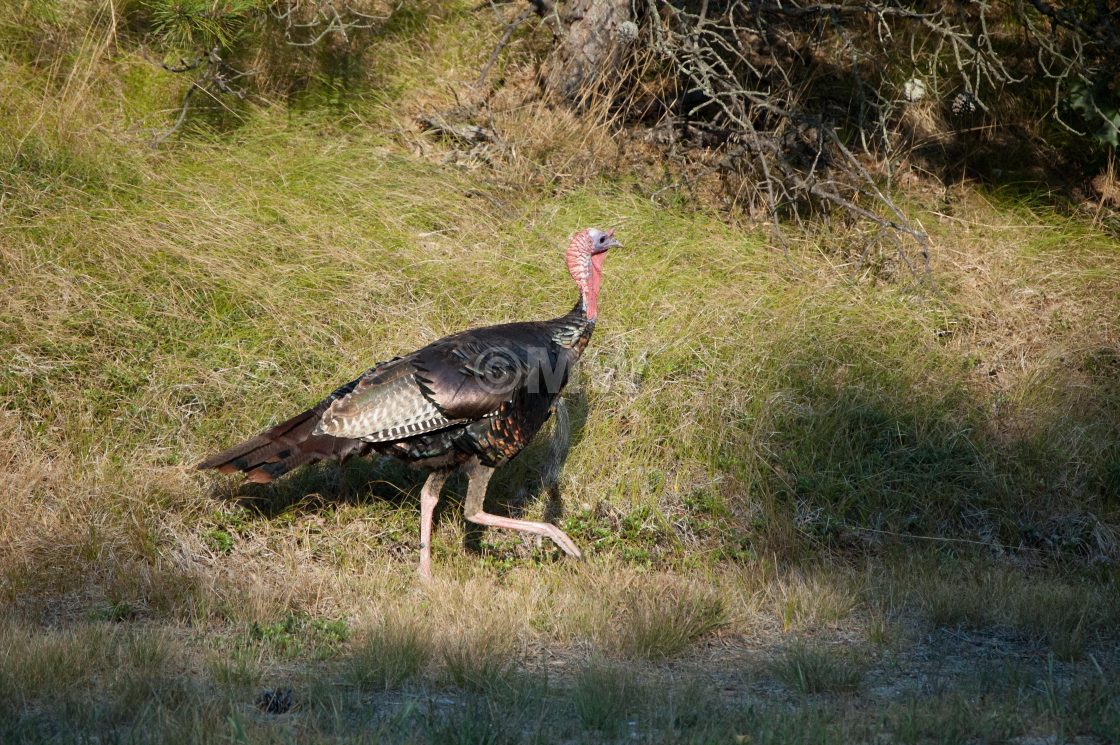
[{"x1": 597, "y1": 235, "x2": 606, "y2": 244}]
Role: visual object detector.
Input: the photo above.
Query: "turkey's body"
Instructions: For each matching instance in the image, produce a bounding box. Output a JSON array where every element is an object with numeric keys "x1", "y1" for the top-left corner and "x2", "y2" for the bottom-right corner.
[
  {"x1": 379, "y1": 304, "x2": 593, "y2": 469},
  {"x1": 198, "y1": 302, "x2": 592, "y2": 481},
  {"x1": 197, "y1": 227, "x2": 617, "y2": 577}
]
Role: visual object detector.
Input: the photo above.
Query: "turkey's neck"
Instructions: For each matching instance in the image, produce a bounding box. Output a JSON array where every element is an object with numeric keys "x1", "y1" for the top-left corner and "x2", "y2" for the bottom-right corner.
[
  {"x1": 546, "y1": 298, "x2": 595, "y2": 360},
  {"x1": 554, "y1": 250, "x2": 604, "y2": 358},
  {"x1": 581, "y1": 252, "x2": 606, "y2": 322}
]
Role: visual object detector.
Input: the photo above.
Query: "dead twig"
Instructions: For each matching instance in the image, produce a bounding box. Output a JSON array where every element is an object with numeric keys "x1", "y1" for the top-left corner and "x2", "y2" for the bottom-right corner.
[
  {"x1": 148, "y1": 47, "x2": 253, "y2": 148},
  {"x1": 477, "y1": 7, "x2": 534, "y2": 87}
]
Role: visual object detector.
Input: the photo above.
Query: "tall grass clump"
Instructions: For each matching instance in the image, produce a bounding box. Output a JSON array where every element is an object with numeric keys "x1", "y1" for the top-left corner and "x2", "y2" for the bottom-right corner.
[
  {"x1": 571, "y1": 658, "x2": 644, "y2": 734},
  {"x1": 605, "y1": 577, "x2": 725, "y2": 660},
  {"x1": 653, "y1": 677, "x2": 725, "y2": 735},
  {"x1": 905, "y1": 562, "x2": 1120, "y2": 661},
  {"x1": 771, "y1": 571, "x2": 859, "y2": 632},
  {"x1": 208, "y1": 645, "x2": 265, "y2": 691},
  {"x1": 0, "y1": 623, "x2": 116, "y2": 709},
  {"x1": 346, "y1": 612, "x2": 433, "y2": 690},
  {"x1": 769, "y1": 639, "x2": 866, "y2": 695},
  {"x1": 422, "y1": 700, "x2": 514, "y2": 745},
  {"x1": 440, "y1": 627, "x2": 517, "y2": 693}
]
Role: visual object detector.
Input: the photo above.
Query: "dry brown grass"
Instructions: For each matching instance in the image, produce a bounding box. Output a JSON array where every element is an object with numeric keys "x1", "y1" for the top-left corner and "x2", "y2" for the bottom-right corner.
[{"x1": 770, "y1": 570, "x2": 860, "y2": 633}]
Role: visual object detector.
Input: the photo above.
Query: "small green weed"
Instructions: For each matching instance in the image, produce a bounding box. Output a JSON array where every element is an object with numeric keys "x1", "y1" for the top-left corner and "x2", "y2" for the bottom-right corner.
[
  {"x1": 89, "y1": 601, "x2": 140, "y2": 622},
  {"x1": 248, "y1": 613, "x2": 349, "y2": 660},
  {"x1": 204, "y1": 528, "x2": 234, "y2": 554}
]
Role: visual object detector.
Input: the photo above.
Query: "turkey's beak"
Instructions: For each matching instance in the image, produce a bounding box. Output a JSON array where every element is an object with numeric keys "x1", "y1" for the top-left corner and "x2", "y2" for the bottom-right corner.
[{"x1": 595, "y1": 230, "x2": 622, "y2": 253}]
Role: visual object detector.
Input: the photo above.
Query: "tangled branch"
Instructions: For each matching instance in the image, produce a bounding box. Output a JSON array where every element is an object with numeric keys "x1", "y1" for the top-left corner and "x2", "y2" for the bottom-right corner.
[
  {"x1": 145, "y1": 1, "x2": 394, "y2": 146},
  {"x1": 527, "y1": 0, "x2": 1120, "y2": 273},
  {"x1": 148, "y1": 46, "x2": 254, "y2": 148},
  {"x1": 268, "y1": 0, "x2": 386, "y2": 46},
  {"x1": 632, "y1": 0, "x2": 1039, "y2": 267}
]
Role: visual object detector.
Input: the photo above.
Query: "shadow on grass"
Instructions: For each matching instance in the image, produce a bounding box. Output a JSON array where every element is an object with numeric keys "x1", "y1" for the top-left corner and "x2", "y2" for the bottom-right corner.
[
  {"x1": 738, "y1": 332, "x2": 1120, "y2": 562},
  {"x1": 209, "y1": 388, "x2": 591, "y2": 559},
  {"x1": 4, "y1": 621, "x2": 1117, "y2": 745}
]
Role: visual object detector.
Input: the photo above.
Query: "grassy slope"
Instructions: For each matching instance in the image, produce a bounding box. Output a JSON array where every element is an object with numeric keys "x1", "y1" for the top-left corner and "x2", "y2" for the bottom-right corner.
[{"x1": 1, "y1": 3, "x2": 1119, "y2": 743}]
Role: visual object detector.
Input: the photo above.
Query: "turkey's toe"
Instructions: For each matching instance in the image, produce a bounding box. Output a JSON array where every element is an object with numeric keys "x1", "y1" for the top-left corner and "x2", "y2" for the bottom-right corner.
[{"x1": 548, "y1": 526, "x2": 582, "y2": 559}]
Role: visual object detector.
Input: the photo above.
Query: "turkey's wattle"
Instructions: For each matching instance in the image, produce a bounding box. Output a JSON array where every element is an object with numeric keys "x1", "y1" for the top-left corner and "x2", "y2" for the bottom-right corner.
[{"x1": 196, "y1": 227, "x2": 619, "y2": 578}]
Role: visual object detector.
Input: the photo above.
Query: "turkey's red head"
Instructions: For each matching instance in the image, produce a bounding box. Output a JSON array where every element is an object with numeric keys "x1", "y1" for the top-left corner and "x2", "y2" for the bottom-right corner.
[{"x1": 566, "y1": 227, "x2": 619, "y2": 322}]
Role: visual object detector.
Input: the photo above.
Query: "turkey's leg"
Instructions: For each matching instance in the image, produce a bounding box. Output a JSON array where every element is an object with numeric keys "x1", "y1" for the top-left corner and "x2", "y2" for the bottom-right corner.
[
  {"x1": 418, "y1": 469, "x2": 451, "y2": 580},
  {"x1": 462, "y1": 459, "x2": 582, "y2": 560}
]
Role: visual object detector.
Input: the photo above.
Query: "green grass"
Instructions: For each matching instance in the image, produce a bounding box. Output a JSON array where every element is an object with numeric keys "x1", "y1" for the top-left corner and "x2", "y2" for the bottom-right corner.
[
  {"x1": 908, "y1": 563, "x2": 1120, "y2": 660},
  {"x1": 422, "y1": 702, "x2": 515, "y2": 745},
  {"x1": 347, "y1": 613, "x2": 432, "y2": 691},
  {"x1": 208, "y1": 644, "x2": 264, "y2": 690},
  {"x1": 1, "y1": 2, "x2": 1119, "y2": 743},
  {"x1": 571, "y1": 658, "x2": 643, "y2": 733},
  {"x1": 247, "y1": 613, "x2": 350, "y2": 660}
]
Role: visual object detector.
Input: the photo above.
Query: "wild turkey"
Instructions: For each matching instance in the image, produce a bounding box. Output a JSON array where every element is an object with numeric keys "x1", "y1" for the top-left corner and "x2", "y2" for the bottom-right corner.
[{"x1": 196, "y1": 227, "x2": 620, "y2": 578}]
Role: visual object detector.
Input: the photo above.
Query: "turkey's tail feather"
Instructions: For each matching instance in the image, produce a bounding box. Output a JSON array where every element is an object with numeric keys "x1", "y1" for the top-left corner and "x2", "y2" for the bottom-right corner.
[{"x1": 195, "y1": 407, "x2": 371, "y2": 484}]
